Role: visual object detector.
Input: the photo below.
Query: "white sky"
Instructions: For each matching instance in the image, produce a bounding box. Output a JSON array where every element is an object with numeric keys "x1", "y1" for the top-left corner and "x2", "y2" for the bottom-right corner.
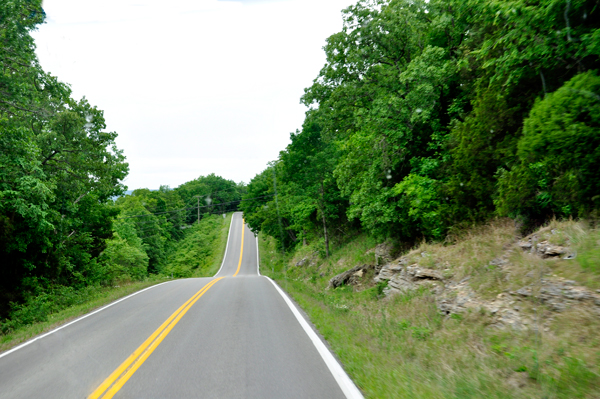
[{"x1": 32, "y1": 0, "x2": 355, "y2": 190}]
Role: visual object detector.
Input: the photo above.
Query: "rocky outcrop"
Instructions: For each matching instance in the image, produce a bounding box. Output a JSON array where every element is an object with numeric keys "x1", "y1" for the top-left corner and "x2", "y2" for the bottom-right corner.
[
  {"x1": 512, "y1": 278, "x2": 600, "y2": 313},
  {"x1": 371, "y1": 247, "x2": 599, "y2": 330},
  {"x1": 408, "y1": 265, "x2": 443, "y2": 280},
  {"x1": 362, "y1": 231, "x2": 597, "y2": 331},
  {"x1": 374, "y1": 258, "x2": 444, "y2": 295},
  {"x1": 375, "y1": 243, "x2": 393, "y2": 262},
  {"x1": 518, "y1": 239, "x2": 568, "y2": 258},
  {"x1": 517, "y1": 229, "x2": 575, "y2": 259},
  {"x1": 437, "y1": 279, "x2": 478, "y2": 315},
  {"x1": 436, "y1": 276, "x2": 600, "y2": 330},
  {"x1": 438, "y1": 284, "x2": 533, "y2": 330},
  {"x1": 295, "y1": 257, "x2": 310, "y2": 267},
  {"x1": 328, "y1": 264, "x2": 372, "y2": 289},
  {"x1": 374, "y1": 258, "x2": 405, "y2": 282},
  {"x1": 373, "y1": 259, "x2": 529, "y2": 329}
]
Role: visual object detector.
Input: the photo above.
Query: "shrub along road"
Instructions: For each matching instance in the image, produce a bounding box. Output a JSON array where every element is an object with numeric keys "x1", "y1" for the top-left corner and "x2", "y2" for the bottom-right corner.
[{"x1": 0, "y1": 212, "x2": 361, "y2": 398}]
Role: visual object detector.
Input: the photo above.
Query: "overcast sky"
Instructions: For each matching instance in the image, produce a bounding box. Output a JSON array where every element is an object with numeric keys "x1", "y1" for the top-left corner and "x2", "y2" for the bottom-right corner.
[{"x1": 32, "y1": 0, "x2": 356, "y2": 190}]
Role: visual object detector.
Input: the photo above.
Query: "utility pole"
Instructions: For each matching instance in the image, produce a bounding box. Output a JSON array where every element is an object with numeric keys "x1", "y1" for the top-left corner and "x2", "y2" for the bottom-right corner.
[
  {"x1": 197, "y1": 196, "x2": 200, "y2": 224},
  {"x1": 272, "y1": 165, "x2": 285, "y2": 253}
]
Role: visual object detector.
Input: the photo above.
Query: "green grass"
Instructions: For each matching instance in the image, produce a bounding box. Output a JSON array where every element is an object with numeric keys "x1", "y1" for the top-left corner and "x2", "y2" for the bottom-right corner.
[
  {"x1": 257, "y1": 233, "x2": 289, "y2": 278},
  {"x1": 259, "y1": 220, "x2": 600, "y2": 398},
  {"x1": 198, "y1": 212, "x2": 233, "y2": 276}
]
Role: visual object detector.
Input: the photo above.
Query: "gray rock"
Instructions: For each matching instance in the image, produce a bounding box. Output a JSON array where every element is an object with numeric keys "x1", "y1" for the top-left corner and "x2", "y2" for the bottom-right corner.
[
  {"x1": 518, "y1": 240, "x2": 533, "y2": 250},
  {"x1": 295, "y1": 257, "x2": 309, "y2": 267},
  {"x1": 488, "y1": 258, "x2": 509, "y2": 270},
  {"x1": 515, "y1": 287, "x2": 533, "y2": 297},
  {"x1": 536, "y1": 241, "x2": 567, "y2": 257},
  {"x1": 518, "y1": 235, "x2": 571, "y2": 258},
  {"x1": 387, "y1": 273, "x2": 416, "y2": 294},
  {"x1": 374, "y1": 243, "x2": 394, "y2": 266},
  {"x1": 407, "y1": 265, "x2": 443, "y2": 280},
  {"x1": 374, "y1": 261, "x2": 404, "y2": 282},
  {"x1": 548, "y1": 301, "x2": 568, "y2": 312},
  {"x1": 375, "y1": 259, "x2": 445, "y2": 296}
]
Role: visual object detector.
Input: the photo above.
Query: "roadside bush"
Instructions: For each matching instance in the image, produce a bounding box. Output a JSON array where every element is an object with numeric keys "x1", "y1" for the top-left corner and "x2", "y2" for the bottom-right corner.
[
  {"x1": 0, "y1": 284, "x2": 103, "y2": 334},
  {"x1": 101, "y1": 233, "x2": 149, "y2": 281},
  {"x1": 162, "y1": 215, "x2": 222, "y2": 278}
]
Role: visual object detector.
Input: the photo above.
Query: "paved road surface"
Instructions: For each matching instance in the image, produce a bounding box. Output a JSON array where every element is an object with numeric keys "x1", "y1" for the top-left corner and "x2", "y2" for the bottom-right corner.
[{"x1": 0, "y1": 212, "x2": 362, "y2": 398}]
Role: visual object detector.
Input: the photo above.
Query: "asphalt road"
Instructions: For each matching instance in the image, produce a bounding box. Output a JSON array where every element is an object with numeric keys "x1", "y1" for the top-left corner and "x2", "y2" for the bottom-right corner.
[{"x1": 0, "y1": 212, "x2": 362, "y2": 398}]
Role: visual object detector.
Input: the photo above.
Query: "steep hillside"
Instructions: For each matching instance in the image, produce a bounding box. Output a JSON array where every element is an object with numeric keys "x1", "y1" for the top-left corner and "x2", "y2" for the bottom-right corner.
[{"x1": 260, "y1": 219, "x2": 600, "y2": 398}]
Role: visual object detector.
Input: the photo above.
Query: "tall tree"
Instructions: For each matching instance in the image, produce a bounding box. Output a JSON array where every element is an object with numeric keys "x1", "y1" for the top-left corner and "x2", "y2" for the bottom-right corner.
[
  {"x1": 280, "y1": 110, "x2": 347, "y2": 256},
  {"x1": 0, "y1": 0, "x2": 128, "y2": 316},
  {"x1": 302, "y1": 0, "x2": 457, "y2": 239}
]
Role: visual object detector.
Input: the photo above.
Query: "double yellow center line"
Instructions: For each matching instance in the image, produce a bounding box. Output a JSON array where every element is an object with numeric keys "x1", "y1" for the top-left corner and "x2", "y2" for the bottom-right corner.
[
  {"x1": 89, "y1": 218, "x2": 246, "y2": 398},
  {"x1": 232, "y1": 217, "x2": 245, "y2": 277},
  {"x1": 89, "y1": 277, "x2": 224, "y2": 398}
]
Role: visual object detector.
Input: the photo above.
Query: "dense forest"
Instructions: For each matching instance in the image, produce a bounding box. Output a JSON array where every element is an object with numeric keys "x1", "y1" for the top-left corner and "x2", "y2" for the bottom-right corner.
[
  {"x1": 241, "y1": 0, "x2": 600, "y2": 256},
  {"x1": 0, "y1": 0, "x2": 246, "y2": 330}
]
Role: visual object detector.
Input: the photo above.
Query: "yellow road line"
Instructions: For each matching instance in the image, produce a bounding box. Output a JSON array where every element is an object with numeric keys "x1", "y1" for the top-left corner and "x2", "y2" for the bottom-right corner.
[
  {"x1": 232, "y1": 219, "x2": 245, "y2": 277},
  {"x1": 89, "y1": 277, "x2": 224, "y2": 399}
]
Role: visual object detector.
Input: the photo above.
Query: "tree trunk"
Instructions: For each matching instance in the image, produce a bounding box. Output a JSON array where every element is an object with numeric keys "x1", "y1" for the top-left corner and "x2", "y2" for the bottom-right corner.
[
  {"x1": 287, "y1": 228, "x2": 297, "y2": 242},
  {"x1": 319, "y1": 181, "x2": 329, "y2": 258},
  {"x1": 321, "y1": 211, "x2": 329, "y2": 258}
]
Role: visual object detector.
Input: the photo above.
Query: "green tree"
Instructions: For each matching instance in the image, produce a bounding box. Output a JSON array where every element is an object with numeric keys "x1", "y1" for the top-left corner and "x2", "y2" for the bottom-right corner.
[
  {"x1": 496, "y1": 71, "x2": 600, "y2": 221},
  {"x1": 175, "y1": 174, "x2": 244, "y2": 224},
  {"x1": 280, "y1": 111, "x2": 348, "y2": 256},
  {"x1": 240, "y1": 165, "x2": 294, "y2": 250},
  {"x1": 302, "y1": 0, "x2": 456, "y2": 239},
  {"x1": 444, "y1": 0, "x2": 600, "y2": 225}
]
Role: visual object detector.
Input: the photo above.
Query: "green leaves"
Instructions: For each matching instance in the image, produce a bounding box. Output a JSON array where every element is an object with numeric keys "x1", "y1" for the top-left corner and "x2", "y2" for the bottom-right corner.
[{"x1": 393, "y1": 174, "x2": 443, "y2": 240}]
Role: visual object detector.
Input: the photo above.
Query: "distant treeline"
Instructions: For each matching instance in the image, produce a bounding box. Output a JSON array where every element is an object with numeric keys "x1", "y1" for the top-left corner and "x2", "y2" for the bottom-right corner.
[
  {"x1": 0, "y1": 1, "x2": 246, "y2": 323},
  {"x1": 240, "y1": 0, "x2": 600, "y2": 256}
]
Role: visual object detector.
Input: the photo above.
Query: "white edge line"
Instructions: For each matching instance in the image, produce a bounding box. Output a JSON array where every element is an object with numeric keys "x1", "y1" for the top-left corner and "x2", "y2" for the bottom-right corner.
[
  {"x1": 265, "y1": 277, "x2": 364, "y2": 399},
  {"x1": 256, "y1": 231, "x2": 261, "y2": 276},
  {"x1": 214, "y1": 212, "x2": 236, "y2": 277},
  {"x1": 0, "y1": 281, "x2": 172, "y2": 360}
]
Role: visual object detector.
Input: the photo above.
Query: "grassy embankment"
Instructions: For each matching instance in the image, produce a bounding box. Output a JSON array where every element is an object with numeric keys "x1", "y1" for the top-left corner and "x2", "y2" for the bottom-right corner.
[
  {"x1": 162, "y1": 213, "x2": 232, "y2": 278},
  {"x1": 0, "y1": 213, "x2": 232, "y2": 353},
  {"x1": 260, "y1": 219, "x2": 600, "y2": 398}
]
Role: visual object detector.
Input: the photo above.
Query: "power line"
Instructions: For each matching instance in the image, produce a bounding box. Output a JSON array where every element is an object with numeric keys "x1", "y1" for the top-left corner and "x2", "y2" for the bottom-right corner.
[
  {"x1": 135, "y1": 208, "x2": 238, "y2": 239},
  {"x1": 125, "y1": 187, "x2": 244, "y2": 215},
  {"x1": 115, "y1": 194, "x2": 274, "y2": 220},
  {"x1": 116, "y1": 208, "x2": 189, "y2": 220}
]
